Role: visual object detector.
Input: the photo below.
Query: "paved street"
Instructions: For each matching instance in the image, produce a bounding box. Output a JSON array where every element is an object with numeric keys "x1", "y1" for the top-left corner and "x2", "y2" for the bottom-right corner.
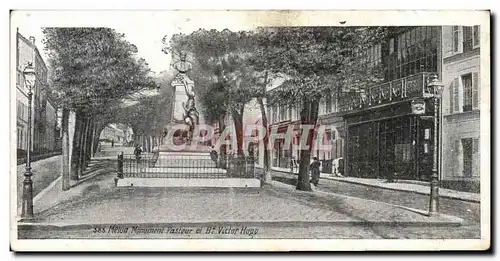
[
  {"x1": 18, "y1": 170, "x2": 470, "y2": 239},
  {"x1": 267, "y1": 170, "x2": 480, "y2": 223},
  {"x1": 265, "y1": 169, "x2": 481, "y2": 238}
]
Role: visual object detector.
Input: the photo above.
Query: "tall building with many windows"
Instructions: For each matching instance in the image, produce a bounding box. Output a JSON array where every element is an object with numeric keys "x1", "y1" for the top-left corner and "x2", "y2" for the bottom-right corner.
[
  {"x1": 337, "y1": 26, "x2": 442, "y2": 181},
  {"x1": 16, "y1": 29, "x2": 59, "y2": 154},
  {"x1": 440, "y1": 25, "x2": 481, "y2": 192}
]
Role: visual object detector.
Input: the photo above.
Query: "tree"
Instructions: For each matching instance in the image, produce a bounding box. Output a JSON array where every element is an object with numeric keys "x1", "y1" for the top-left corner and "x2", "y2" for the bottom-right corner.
[
  {"x1": 167, "y1": 29, "x2": 258, "y2": 156},
  {"x1": 43, "y1": 28, "x2": 158, "y2": 189},
  {"x1": 251, "y1": 27, "x2": 387, "y2": 191}
]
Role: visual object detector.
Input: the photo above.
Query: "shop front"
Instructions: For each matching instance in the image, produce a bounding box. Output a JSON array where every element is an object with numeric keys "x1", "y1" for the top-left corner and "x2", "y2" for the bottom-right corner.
[
  {"x1": 344, "y1": 100, "x2": 437, "y2": 181},
  {"x1": 270, "y1": 121, "x2": 301, "y2": 169},
  {"x1": 339, "y1": 71, "x2": 440, "y2": 181}
]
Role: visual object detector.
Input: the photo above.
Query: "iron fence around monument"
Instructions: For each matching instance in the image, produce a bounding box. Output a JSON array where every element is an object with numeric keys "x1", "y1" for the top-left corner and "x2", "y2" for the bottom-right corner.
[{"x1": 118, "y1": 152, "x2": 257, "y2": 179}]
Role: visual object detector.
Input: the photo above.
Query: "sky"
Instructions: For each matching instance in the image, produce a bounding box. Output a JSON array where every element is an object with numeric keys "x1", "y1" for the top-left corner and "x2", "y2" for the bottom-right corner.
[
  {"x1": 13, "y1": 10, "x2": 259, "y2": 73},
  {"x1": 13, "y1": 10, "x2": 486, "y2": 73}
]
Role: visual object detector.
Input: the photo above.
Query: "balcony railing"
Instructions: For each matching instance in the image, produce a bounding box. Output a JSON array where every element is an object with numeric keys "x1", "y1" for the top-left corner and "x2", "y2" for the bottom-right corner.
[{"x1": 338, "y1": 72, "x2": 437, "y2": 113}]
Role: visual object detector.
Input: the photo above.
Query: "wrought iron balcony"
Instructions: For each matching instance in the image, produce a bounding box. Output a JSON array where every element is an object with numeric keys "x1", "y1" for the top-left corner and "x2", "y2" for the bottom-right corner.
[{"x1": 338, "y1": 72, "x2": 437, "y2": 113}]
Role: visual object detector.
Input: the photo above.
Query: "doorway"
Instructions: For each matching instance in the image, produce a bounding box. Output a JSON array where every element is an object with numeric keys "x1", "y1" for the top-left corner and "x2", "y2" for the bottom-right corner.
[{"x1": 462, "y1": 138, "x2": 473, "y2": 178}]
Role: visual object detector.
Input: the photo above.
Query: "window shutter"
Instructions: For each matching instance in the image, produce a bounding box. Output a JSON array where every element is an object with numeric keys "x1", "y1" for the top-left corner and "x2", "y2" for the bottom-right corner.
[
  {"x1": 454, "y1": 139, "x2": 461, "y2": 175},
  {"x1": 472, "y1": 72, "x2": 479, "y2": 109},
  {"x1": 472, "y1": 138, "x2": 479, "y2": 154},
  {"x1": 453, "y1": 78, "x2": 460, "y2": 113},
  {"x1": 473, "y1": 138, "x2": 479, "y2": 176},
  {"x1": 449, "y1": 82, "x2": 454, "y2": 114}
]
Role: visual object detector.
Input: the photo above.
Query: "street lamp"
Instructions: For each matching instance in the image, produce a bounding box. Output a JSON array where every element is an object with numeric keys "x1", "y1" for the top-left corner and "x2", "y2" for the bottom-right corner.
[
  {"x1": 21, "y1": 62, "x2": 36, "y2": 220},
  {"x1": 427, "y1": 74, "x2": 444, "y2": 216}
]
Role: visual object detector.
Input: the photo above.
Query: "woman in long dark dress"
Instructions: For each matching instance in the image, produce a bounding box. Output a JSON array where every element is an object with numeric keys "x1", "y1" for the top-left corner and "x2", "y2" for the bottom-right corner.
[{"x1": 310, "y1": 157, "x2": 321, "y2": 186}]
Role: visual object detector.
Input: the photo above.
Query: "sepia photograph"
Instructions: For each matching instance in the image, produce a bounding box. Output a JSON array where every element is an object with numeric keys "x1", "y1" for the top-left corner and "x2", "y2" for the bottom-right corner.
[{"x1": 9, "y1": 10, "x2": 490, "y2": 251}]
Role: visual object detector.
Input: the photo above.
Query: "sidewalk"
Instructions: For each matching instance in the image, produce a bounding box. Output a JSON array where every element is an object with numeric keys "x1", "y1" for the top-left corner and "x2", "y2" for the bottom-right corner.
[
  {"x1": 16, "y1": 156, "x2": 117, "y2": 217},
  {"x1": 268, "y1": 166, "x2": 480, "y2": 203},
  {"x1": 16, "y1": 155, "x2": 62, "y2": 215}
]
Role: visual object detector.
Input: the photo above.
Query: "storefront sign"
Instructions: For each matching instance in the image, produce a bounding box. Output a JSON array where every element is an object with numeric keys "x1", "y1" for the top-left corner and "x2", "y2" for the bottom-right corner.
[{"x1": 411, "y1": 99, "x2": 426, "y2": 115}]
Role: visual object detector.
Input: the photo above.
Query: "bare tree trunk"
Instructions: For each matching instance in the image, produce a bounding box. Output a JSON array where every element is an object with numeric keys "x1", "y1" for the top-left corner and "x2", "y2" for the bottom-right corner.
[
  {"x1": 79, "y1": 117, "x2": 89, "y2": 175},
  {"x1": 296, "y1": 98, "x2": 319, "y2": 191},
  {"x1": 70, "y1": 111, "x2": 83, "y2": 181},
  {"x1": 61, "y1": 108, "x2": 70, "y2": 191},
  {"x1": 231, "y1": 108, "x2": 244, "y2": 156},
  {"x1": 93, "y1": 124, "x2": 104, "y2": 156},
  {"x1": 217, "y1": 116, "x2": 227, "y2": 168},
  {"x1": 90, "y1": 122, "x2": 97, "y2": 157},
  {"x1": 85, "y1": 120, "x2": 94, "y2": 166},
  {"x1": 257, "y1": 97, "x2": 272, "y2": 184}
]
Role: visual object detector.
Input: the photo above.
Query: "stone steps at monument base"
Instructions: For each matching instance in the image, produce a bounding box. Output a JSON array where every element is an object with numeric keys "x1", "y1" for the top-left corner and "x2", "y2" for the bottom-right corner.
[
  {"x1": 116, "y1": 177, "x2": 261, "y2": 188},
  {"x1": 123, "y1": 173, "x2": 232, "y2": 178}
]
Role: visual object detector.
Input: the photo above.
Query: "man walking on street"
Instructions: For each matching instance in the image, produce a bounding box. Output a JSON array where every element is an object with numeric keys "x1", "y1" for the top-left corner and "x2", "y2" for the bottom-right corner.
[{"x1": 310, "y1": 157, "x2": 321, "y2": 186}]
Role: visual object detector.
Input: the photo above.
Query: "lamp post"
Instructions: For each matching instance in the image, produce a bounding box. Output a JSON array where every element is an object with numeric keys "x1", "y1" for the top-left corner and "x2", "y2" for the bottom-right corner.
[
  {"x1": 21, "y1": 62, "x2": 36, "y2": 220},
  {"x1": 427, "y1": 74, "x2": 444, "y2": 216}
]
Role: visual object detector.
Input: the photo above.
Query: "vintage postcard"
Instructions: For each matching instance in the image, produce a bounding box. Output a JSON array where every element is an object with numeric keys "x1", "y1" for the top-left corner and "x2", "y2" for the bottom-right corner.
[{"x1": 9, "y1": 10, "x2": 490, "y2": 251}]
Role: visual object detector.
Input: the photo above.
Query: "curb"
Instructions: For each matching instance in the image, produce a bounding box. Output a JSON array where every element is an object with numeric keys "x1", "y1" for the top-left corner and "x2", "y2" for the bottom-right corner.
[
  {"x1": 322, "y1": 176, "x2": 480, "y2": 204},
  {"x1": 17, "y1": 219, "x2": 462, "y2": 230},
  {"x1": 269, "y1": 168, "x2": 480, "y2": 204}
]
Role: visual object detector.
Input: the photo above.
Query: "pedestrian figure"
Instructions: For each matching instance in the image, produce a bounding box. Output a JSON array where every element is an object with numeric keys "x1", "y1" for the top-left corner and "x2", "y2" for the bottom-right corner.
[
  {"x1": 111, "y1": 140, "x2": 115, "y2": 147},
  {"x1": 248, "y1": 144, "x2": 255, "y2": 159},
  {"x1": 310, "y1": 157, "x2": 321, "y2": 186},
  {"x1": 290, "y1": 156, "x2": 298, "y2": 174},
  {"x1": 134, "y1": 144, "x2": 142, "y2": 163},
  {"x1": 210, "y1": 146, "x2": 218, "y2": 168}
]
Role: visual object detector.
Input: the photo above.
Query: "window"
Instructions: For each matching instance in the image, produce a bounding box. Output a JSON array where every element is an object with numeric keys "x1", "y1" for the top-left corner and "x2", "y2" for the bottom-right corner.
[
  {"x1": 463, "y1": 26, "x2": 473, "y2": 52},
  {"x1": 452, "y1": 26, "x2": 460, "y2": 52},
  {"x1": 272, "y1": 107, "x2": 277, "y2": 123},
  {"x1": 17, "y1": 72, "x2": 22, "y2": 87},
  {"x1": 473, "y1": 25, "x2": 480, "y2": 48},
  {"x1": 20, "y1": 129, "x2": 24, "y2": 149},
  {"x1": 332, "y1": 93, "x2": 338, "y2": 113},
  {"x1": 462, "y1": 74, "x2": 473, "y2": 112},
  {"x1": 387, "y1": 27, "x2": 438, "y2": 81},
  {"x1": 325, "y1": 92, "x2": 332, "y2": 114},
  {"x1": 279, "y1": 106, "x2": 286, "y2": 121}
]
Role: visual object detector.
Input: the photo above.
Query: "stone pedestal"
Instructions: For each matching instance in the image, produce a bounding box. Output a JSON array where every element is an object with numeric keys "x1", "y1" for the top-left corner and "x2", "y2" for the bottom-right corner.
[{"x1": 170, "y1": 73, "x2": 204, "y2": 125}]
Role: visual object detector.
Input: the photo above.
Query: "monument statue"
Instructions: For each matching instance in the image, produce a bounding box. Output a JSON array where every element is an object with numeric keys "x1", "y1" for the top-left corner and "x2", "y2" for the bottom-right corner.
[
  {"x1": 172, "y1": 51, "x2": 193, "y2": 74},
  {"x1": 168, "y1": 50, "x2": 198, "y2": 145},
  {"x1": 179, "y1": 77, "x2": 199, "y2": 144}
]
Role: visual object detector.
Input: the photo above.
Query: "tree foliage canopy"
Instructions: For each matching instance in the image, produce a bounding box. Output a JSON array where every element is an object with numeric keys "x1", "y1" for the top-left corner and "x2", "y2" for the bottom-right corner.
[{"x1": 42, "y1": 27, "x2": 158, "y2": 115}]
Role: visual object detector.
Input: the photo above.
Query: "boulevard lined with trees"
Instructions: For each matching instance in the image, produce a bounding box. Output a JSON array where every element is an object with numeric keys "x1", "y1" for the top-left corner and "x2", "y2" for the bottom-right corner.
[{"x1": 42, "y1": 26, "x2": 387, "y2": 192}]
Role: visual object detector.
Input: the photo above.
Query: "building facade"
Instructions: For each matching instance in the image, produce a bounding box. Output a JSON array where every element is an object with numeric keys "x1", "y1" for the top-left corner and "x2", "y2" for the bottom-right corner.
[
  {"x1": 16, "y1": 30, "x2": 59, "y2": 154},
  {"x1": 440, "y1": 25, "x2": 481, "y2": 192},
  {"x1": 338, "y1": 26, "x2": 442, "y2": 181},
  {"x1": 100, "y1": 124, "x2": 126, "y2": 145}
]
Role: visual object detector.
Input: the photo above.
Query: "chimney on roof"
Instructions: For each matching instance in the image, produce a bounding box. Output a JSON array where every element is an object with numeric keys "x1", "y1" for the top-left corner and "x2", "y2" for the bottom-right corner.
[{"x1": 29, "y1": 36, "x2": 35, "y2": 44}]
